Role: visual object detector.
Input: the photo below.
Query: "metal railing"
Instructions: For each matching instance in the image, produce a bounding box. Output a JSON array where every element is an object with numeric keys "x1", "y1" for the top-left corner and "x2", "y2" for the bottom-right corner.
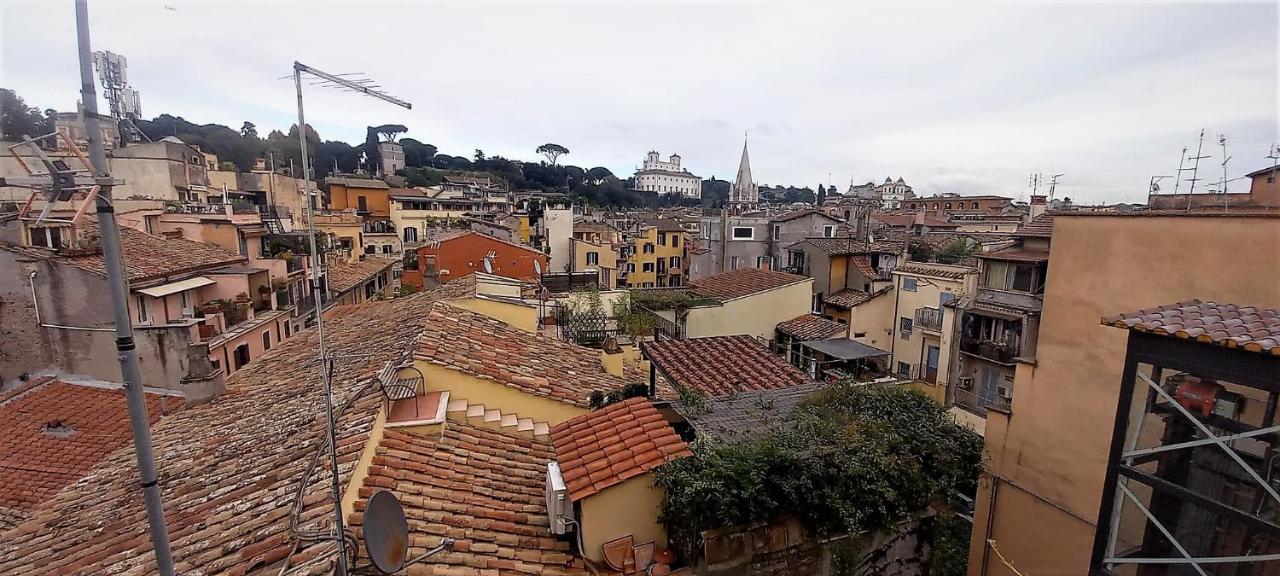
[
  {"x1": 960, "y1": 338, "x2": 1019, "y2": 364},
  {"x1": 634, "y1": 303, "x2": 684, "y2": 340},
  {"x1": 915, "y1": 307, "x2": 943, "y2": 332}
]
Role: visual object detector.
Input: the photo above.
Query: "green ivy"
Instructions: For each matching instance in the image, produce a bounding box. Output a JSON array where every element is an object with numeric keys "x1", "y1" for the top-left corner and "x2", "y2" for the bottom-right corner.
[{"x1": 653, "y1": 383, "x2": 982, "y2": 564}]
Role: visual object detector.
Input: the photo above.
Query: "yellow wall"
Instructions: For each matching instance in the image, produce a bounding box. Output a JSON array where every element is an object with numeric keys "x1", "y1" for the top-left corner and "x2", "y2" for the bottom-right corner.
[
  {"x1": 416, "y1": 362, "x2": 589, "y2": 426},
  {"x1": 451, "y1": 297, "x2": 538, "y2": 333},
  {"x1": 626, "y1": 227, "x2": 686, "y2": 288},
  {"x1": 341, "y1": 400, "x2": 388, "y2": 519},
  {"x1": 848, "y1": 293, "x2": 896, "y2": 352},
  {"x1": 890, "y1": 266, "x2": 973, "y2": 384},
  {"x1": 968, "y1": 214, "x2": 1280, "y2": 576},
  {"x1": 572, "y1": 238, "x2": 620, "y2": 287},
  {"x1": 683, "y1": 279, "x2": 813, "y2": 340},
  {"x1": 579, "y1": 474, "x2": 668, "y2": 563},
  {"x1": 828, "y1": 255, "x2": 848, "y2": 294}
]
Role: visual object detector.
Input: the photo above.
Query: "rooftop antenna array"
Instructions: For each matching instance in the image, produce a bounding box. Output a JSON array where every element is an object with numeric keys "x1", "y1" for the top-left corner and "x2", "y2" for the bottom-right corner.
[
  {"x1": 1180, "y1": 129, "x2": 1210, "y2": 195},
  {"x1": 1172, "y1": 147, "x2": 1189, "y2": 194},
  {"x1": 1047, "y1": 173, "x2": 1065, "y2": 203},
  {"x1": 92, "y1": 50, "x2": 146, "y2": 144},
  {"x1": 287, "y1": 60, "x2": 410, "y2": 576}
]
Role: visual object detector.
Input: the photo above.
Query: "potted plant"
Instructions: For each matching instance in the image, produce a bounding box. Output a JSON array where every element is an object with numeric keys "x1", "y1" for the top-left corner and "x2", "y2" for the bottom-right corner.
[{"x1": 234, "y1": 291, "x2": 251, "y2": 304}]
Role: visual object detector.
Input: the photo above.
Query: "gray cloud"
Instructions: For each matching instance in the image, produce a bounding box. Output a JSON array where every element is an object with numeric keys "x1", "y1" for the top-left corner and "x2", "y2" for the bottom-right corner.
[{"x1": 2, "y1": 0, "x2": 1275, "y2": 204}]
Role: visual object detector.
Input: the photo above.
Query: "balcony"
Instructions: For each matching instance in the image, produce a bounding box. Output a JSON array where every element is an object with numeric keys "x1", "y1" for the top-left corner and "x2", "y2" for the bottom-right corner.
[
  {"x1": 959, "y1": 337, "x2": 1019, "y2": 365},
  {"x1": 914, "y1": 307, "x2": 943, "y2": 333}
]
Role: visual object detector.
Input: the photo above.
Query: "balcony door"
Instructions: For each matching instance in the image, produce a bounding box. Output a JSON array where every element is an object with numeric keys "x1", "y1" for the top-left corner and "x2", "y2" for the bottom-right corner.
[{"x1": 925, "y1": 345, "x2": 940, "y2": 382}]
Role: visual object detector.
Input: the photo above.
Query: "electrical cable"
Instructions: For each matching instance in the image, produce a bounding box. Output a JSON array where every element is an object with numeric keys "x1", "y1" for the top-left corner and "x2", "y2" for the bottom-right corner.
[{"x1": 986, "y1": 539, "x2": 1028, "y2": 576}]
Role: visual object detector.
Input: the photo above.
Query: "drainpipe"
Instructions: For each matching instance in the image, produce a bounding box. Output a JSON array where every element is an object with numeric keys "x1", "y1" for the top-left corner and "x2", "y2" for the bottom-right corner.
[
  {"x1": 29, "y1": 271, "x2": 115, "y2": 332},
  {"x1": 979, "y1": 476, "x2": 1000, "y2": 575}
]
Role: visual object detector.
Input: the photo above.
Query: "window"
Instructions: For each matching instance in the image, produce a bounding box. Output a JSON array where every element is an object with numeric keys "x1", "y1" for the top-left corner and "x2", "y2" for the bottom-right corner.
[
  {"x1": 135, "y1": 295, "x2": 149, "y2": 324},
  {"x1": 823, "y1": 225, "x2": 836, "y2": 237},
  {"x1": 233, "y1": 344, "x2": 250, "y2": 369},
  {"x1": 731, "y1": 226, "x2": 754, "y2": 240},
  {"x1": 627, "y1": 263, "x2": 635, "y2": 272},
  {"x1": 972, "y1": 202, "x2": 980, "y2": 209},
  {"x1": 897, "y1": 361, "x2": 911, "y2": 377},
  {"x1": 671, "y1": 235, "x2": 679, "y2": 248},
  {"x1": 836, "y1": 317, "x2": 849, "y2": 325},
  {"x1": 381, "y1": 245, "x2": 393, "y2": 254},
  {"x1": 730, "y1": 256, "x2": 740, "y2": 270},
  {"x1": 1011, "y1": 264, "x2": 1035, "y2": 292},
  {"x1": 945, "y1": 203, "x2": 952, "y2": 209},
  {"x1": 933, "y1": 203, "x2": 940, "y2": 210},
  {"x1": 364, "y1": 245, "x2": 376, "y2": 255},
  {"x1": 586, "y1": 252, "x2": 599, "y2": 265},
  {"x1": 984, "y1": 261, "x2": 1039, "y2": 293},
  {"x1": 29, "y1": 226, "x2": 64, "y2": 249},
  {"x1": 812, "y1": 292, "x2": 823, "y2": 314},
  {"x1": 262, "y1": 331, "x2": 271, "y2": 351},
  {"x1": 643, "y1": 243, "x2": 655, "y2": 254},
  {"x1": 144, "y1": 215, "x2": 158, "y2": 235},
  {"x1": 854, "y1": 331, "x2": 867, "y2": 338},
  {"x1": 643, "y1": 262, "x2": 655, "y2": 272},
  {"x1": 899, "y1": 317, "x2": 913, "y2": 339},
  {"x1": 658, "y1": 233, "x2": 667, "y2": 246},
  {"x1": 357, "y1": 196, "x2": 368, "y2": 213},
  {"x1": 365, "y1": 282, "x2": 377, "y2": 299},
  {"x1": 757, "y1": 256, "x2": 773, "y2": 270},
  {"x1": 404, "y1": 227, "x2": 418, "y2": 243},
  {"x1": 903, "y1": 278, "x2": 918, "y2": 292},
  {"x1": 284, "y1": 322, "x2": 292, "y2": 338},
  {"x1": 237, "y1": 231, "x2": 249, "y2": 256},
  {"x1": 771, "y1": 225, "x2": 781, "y2": 240},
  {"x1": 179, "y1": 290, "x2": 192, "y2": 317}
]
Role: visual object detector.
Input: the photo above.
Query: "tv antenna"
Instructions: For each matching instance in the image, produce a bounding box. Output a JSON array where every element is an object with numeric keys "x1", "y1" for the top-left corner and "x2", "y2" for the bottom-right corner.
[
  {"x1": 1047, "y1": 173, "x2": 1065, "y2": 202},
  {"x1": 1216, "y1": 133, "x2": 1231, "y2": 194},
  {"x1": 1149, "y1": 175, "x2": 1172, "y2": 195},
  {"x1": 288, "y1": 60, "x2": 410, "y2": 576},
  {"x1": 1181, "y1": 129, "x2": 1210, "y2": 194},
  {"x1": 1172, "y1": 147, "x2": 1188, "y2": 194}
]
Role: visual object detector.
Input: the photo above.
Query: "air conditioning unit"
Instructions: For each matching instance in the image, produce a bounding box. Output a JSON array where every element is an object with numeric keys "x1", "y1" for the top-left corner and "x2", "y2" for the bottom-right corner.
[
  {"x1": 997, "y1": 385, "x2": 1012, "y2": 399},
  {"x1": 958, "y1": 377, "x2": 973, "y2": 390},
  {"x1": 546, "y1": 462, "x2": 573, "y2": 535}
]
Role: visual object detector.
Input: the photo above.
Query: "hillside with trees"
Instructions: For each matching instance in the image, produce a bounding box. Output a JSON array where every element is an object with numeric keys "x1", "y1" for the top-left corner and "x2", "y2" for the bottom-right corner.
[{"x1": 2, "y1": 88, "x2": 822, "y2": 209}]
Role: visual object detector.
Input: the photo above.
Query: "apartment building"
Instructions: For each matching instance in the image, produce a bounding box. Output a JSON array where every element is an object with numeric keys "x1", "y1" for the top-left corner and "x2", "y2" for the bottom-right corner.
[
  {"x1": 967, "y1": 212, "x2": 1280, "y2": 576},
  {"x1": 784, "y1": 238, "x2": 900, "y2": 311},
  {"x1": 402, "y1": 231, "x2": 549, "y2": 288},
  {"x1": 624, "y1": 218, "x2": 687, "y2": 288},
  {"x1": 569, "y1": 220, "x2": 623, "y2": 289},
  {"x1": 634, "y1": 150, "x2": 702, "y2": 198},
  {"x1": 689, "y1": 209, "x2": 843, "y2": 280},
  {"x1": 888, "y1": 262, "x2": 976, "y2": 393}
]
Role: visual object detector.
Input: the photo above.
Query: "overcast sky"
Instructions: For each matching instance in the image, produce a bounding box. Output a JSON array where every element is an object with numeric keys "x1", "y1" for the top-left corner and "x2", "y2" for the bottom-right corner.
[{"x1": 3, "y1": 1, "x2": 1277, "y2": 204}]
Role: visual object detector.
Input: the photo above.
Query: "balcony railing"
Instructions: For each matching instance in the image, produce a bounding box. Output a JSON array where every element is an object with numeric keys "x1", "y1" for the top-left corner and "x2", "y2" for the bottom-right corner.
[
  {"x1": 960, "y1": 338, "x2": 1019, "y2": 364},
  {"x1": 915, "y1": 307, "x2": 943, "y2": 332}
]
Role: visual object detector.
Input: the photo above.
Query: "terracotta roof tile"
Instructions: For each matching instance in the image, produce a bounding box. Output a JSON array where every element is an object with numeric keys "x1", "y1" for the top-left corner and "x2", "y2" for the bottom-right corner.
[
  {"x1": 416, "y1": 302, "x2": 635, "y2": 407},
  {"x1": 690, "y1": 267, "x2": 809, "y2": 302},
  {"x1": 770, "y1": 209, "x2": 840, "y2": 223},
  {"x1": 777, "y1": 314, "x2": 846, "y2": 341},
  {"x1": 349, "y1": 426, "x2": 586, "y2": 574},
  {"x1": 549, "y1": 398, "x2": 690, "y2": 501},
  {"x1": 1102, "y1": 300, "x2": 1280, "y2": 355},
  {"x1": 0, "y1": 280, "x2": 477, "y2": 574},
  {"x1": 788, "y1": 237, "x2": 902, "y2": 256},
  {"x1": 60, "y1": 226, "x2": 246, "y2": 283},
  {"x1": 1015, "y1": 213, "x2": 1055, "y2": 238},
  {"x1": 326, "y1": 256, "x2": 397, "y2": 295},
  {"x1": 825, "y1": 287, "x2": 891, "y2": 309},
  {"x1": 851, "y1": 254, "x2": 879, "y2": 278},
  {"x1": 893, "y1": 262, "x2": 973, "y2": 280},
  {"x1": 0, "y1": 378, "x2": 178, "y2": 531},
  {"x1": 641, "y1": 335, "x2": 812, "y2": 398},
  {"x1": 977, "y1": 246, "x2": 1050, "y2": 262}
]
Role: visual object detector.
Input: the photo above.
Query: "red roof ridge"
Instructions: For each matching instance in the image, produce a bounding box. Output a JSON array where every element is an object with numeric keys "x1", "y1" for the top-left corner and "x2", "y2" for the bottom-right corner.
[{"x1": 550, "y1": 398, "x2": 690, "y2": 501}]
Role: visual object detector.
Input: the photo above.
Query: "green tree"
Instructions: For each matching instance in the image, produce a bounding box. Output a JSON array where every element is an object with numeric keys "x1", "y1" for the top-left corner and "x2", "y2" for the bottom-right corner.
[
  {"x1": 400, "y1": 138, "x2": 437, "y2": 167},
  {"x1": 536, "y1": 142, "x2": 569, "y2": 166},
  {"x1": 1, "y1": 89, "x2": 55, "y2": 143},
  {"x1": 372, "y1": 123, "x2": 407, "y2": 142},
  {"x1": 817, "y1": 184, "x2": 827, "y2": 206},
  {"x1": 240, "y1": 121, "x2": 258, "y2": 139}
]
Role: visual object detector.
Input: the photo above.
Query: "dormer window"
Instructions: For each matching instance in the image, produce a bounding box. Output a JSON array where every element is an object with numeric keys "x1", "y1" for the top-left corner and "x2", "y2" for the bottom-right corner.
[{"x1": 29, "y1": 226, "x2": 65, "y2": 249}]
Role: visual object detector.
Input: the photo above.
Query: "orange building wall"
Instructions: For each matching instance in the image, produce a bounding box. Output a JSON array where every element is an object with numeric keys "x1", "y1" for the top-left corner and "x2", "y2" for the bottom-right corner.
[
  {"x1": 328, "y1": 184, "x2": 391, "y2": 218},
  {"x1": 411, "y1": 233, "x2": 548, "y2": 286},
  {"x1": 968, "y1": 214, "x2": 1280, "y2": 576}
]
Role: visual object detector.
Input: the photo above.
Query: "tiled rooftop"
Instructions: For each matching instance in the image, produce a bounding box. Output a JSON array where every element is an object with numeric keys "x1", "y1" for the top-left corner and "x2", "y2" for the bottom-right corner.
[
  {"x1": 416, "y1": 302, "x2": 634, "y2": 407},
  {"x1": 690, "y1": 267, "x2": 809, "y2": 302},
  {"x1": 1103, "y1": 300, "x2": 1280, "y2": 355},
  {"x1": 0, "y1": 378, "x2": 177, "y2": 531},
  {"x1": 825, "y1": 287, "x2": 890, "y2": 309},
  {"x1": 791, "y1": 237, "x2": 902, "y2": 256},
  {"x1": 1015, "y1": 213, "x2": 1055, "y2": 238},
  {"x1": 0, "y1": 280, "x2": 476, "y2": 575},
  {"x1": 641, "y1": 335, "x2": 812, "y2": 398},
  {"x1": 770, "y1": 208, "x2": 838, "y2": 223},
  {"x1": 326, "y1": 256, "x2": 397, "y2": 295},
  {"x1": 777, "y1": 314, "x2": 846, "y2": 341},
  {"x1": 350, "y1": 426, "x2": 586, "y2": 574},
  {"x1": 893, "y1": 262, "x2": 973, "y2": 280},
  {"x1": 851, "y1": 254, "x2": 880, "y2": 278},
  {"x1": 978, "y1": 246, "x2": 1050, "y2": 262},
  {"x1": 550, "y1": 397, "x2": 691, "y2": 501},
  {"x1": 59, "y1": 226, "x2": 247, "y2": 284}
]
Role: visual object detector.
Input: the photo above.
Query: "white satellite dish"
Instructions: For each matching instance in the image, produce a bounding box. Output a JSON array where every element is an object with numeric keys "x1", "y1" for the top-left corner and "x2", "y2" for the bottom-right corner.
[
  {"x1": 533, "y1": 260, "x2": 542, "y2": 276},
  {"x1": 482, "y1": 257, "x2": 494, "y2": 274}
]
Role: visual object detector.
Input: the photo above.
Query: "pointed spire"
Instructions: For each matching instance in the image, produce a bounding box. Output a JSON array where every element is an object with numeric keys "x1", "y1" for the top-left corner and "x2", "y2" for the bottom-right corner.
[{"x1": 730, "y1": 135, "x2": 758, "y2": 207}]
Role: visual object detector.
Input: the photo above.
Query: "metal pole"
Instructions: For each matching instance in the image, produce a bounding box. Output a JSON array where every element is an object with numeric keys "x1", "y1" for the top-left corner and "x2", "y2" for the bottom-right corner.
[
  {"x1": 76, "y1": 2, "x2": 176, "y2": 575},
  {"x1": 294, "y1": 64, "x2": 348, "y2": 575}
]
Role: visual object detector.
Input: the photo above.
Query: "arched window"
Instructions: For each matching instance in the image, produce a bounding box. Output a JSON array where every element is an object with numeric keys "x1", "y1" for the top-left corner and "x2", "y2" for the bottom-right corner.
[
  {"x1": 945, "y1": 202, "x2": 952, "y2": 209},
  {"x1": 933, "y1": 203, "x2": 939, "y2": 210},
  {"x1": 972, "y1": 202, "x2": 979, "y2": 209}
]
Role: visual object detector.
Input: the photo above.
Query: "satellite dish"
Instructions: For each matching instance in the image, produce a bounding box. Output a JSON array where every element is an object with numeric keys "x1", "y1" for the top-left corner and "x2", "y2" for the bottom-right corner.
[
  {"x1": 364, "y1": 490, "x2": 410, "y2": 574},
  {"x1": 482, "y1": 257, "x2": 494, "y2": 274},
  {"x1": 533, "y1": 260, "x2": 542, "y2": 275}
]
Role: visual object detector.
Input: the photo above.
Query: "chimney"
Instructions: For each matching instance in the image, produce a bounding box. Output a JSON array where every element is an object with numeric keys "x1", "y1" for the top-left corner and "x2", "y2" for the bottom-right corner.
[
  {"x1": 1029, "y1": 195, "x2": 1047, "y2": 220},
  {"x1": 600, "y1": 338, "x2": 625, "y2": 377},
  {"x1": 180, "y1": 343, "x2": 225, "y2": 406}
]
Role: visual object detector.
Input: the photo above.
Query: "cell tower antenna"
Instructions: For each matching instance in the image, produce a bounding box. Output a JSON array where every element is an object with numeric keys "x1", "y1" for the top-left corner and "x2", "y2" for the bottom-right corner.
[{"x1": 1183, "y1": 129, "x2": 1210, "y2": 195}]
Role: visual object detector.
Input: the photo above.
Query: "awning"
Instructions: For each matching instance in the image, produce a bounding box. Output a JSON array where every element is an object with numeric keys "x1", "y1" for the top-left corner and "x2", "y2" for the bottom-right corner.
[
  {"x1": 136, "y1": 276, "x2": 215, "y2": 298},
  {"x1": 801, "y1": 338, "x2": 890, "y2": 361}
]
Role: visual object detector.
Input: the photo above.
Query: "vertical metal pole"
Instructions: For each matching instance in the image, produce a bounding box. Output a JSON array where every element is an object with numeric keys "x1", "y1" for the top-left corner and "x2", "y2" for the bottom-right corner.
[
  {"x1": 294, "y1": 64, "x2": 348, "y2": 575},
  {"x1": 1090, "y1": 334, "x2": 1141, "y2": 575},
  {"x1": 75, "y1": 2, "x2": 176, "y2": 575}
]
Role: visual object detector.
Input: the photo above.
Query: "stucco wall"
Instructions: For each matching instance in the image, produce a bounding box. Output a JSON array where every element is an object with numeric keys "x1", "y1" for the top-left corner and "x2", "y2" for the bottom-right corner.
[
  {"x1": 889, "y1": 270, "x2": 971, "y2": 382},
  {"x1": 1, "y1": 251, "x2": 195, "y2": 388},
  {"x1": 847, "y1": 293, "x2": 896, "y2": 352},
  {"x1": 416, "y1": 362, "x2": 589, "y2": 426},
  {"x1": 685, "y1": 280, "x2": 813, "y2": 340},
  {"x1": 451, "y1": 297, "x2": 538, "y2": 333},
  {"x1": 967, "y1": 214, "x2": 1280, "y2": 576},
  {"x1": 579, "y1": 474, "x2": 667, "y2": 563}
]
